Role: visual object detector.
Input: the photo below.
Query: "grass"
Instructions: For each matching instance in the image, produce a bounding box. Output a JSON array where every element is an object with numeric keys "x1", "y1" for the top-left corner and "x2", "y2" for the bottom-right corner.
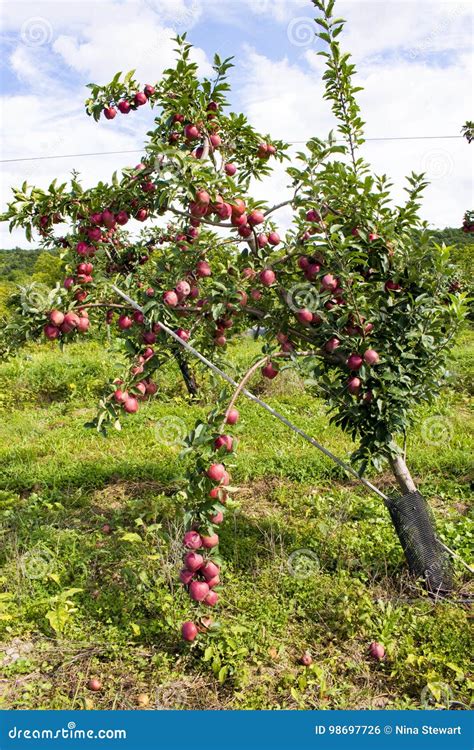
[{"x1": 0, "y1": 331, "x2": 472, "y2": 710}]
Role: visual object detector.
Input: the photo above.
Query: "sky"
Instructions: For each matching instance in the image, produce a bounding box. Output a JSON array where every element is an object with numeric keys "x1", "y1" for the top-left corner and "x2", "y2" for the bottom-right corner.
[{"x1": 0, "y1": 0, "x2": 473, "y2": 249}]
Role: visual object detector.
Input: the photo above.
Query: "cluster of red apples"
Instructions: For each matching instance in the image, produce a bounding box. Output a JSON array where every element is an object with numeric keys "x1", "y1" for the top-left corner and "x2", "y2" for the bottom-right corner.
[
  {"x1": 103, "y1": 84, "x2": 156, "y2": 120},
  {"x1": 180, "y1": 408, "x2": 239, "y2": 641}
]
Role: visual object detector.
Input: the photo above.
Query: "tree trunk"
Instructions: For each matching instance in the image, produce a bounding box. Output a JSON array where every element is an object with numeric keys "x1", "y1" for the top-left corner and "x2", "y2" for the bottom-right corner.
[
  {"x1": 174, "y1": 350, "x2": 199, "y2": 398},
  {"x1": 387, "y1": 455, "x2": 452, "y2": 594}
]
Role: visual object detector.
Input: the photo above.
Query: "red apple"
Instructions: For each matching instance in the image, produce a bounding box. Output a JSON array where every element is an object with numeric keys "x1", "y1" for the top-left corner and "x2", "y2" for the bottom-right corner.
[
  {"x1": 306, "y1": 209, "x2": 321, "y2": 222},
  {"x1": 297, "y1": 309, "x2": 313, "y2": 325},
  {"x1": 102, "y1": 209, "x2": 116, "y2": 229},
  {"x1": 87, "y1": 227, "x2": 102, "y2": 242},
  {"x1": 49, "y1": 310, "x2": 64, "y2": 327},
  {"x1": 179, "y1": 568, "x2": 194, "y2": 585},
  {"x1": 196, "y1": 189, "x2": 210, "y2": 206},
  {"x1": 196, "y1": 261, "x2": 211, "y2": 278},
  {"x1": 134, "y1": 91, "x2": 147, "y2": 106},
  {"x1": 201, "y1": 534, "x2": 219, "y2": 549},
  {"x1": 257, "y1": 233, "x2": 268, "y2": 248},
  {"x1": 324, "y1": 337, "x2": 340, "y2": 353},
  {"x1": 123, "y1": 396, "x2": 139, "y2": 413},
  {"x1": 201, "y1": 561, "x2": 220, "y2": 580},
  {"x1": 163, "y1": 290, "x2": 178, "y2": 307},
  {"x1": 207, "y1": 463, "x2": 226, "y2": 482},
  {"x1": 321, "y1": 274, "x2": 337, "y2": 291},
  {"x1": 248, "y1": 210, "x2": 265, "y2": 227},
  {"x1": 347, "y1": 353, "x2": 363, "y2": 370},
  {"x1": 118, "y1": 100, "x2": 131, "y2": 114},
  {"x1": 268, "y1": 232, "x2": 280, "y2": 246},
  {"x1": 44, "y1": 323, "x2": 59, "y2": 340},
  {"x1": 300, "y1": 651, "x2": 313, "y2": 666},
  {"x1": 364, "y1": 349, "x2": 379, "y2": 365},
  {"x1": 238, "y1": 224, "x2": 253, "y2": 238},
  {"x1": 225, "y1": 163, "x2": 236, "y2": 176},
  {"x1": 231, "y1": 199, "x2": 246, "y2": 216},
  {"x1": 183, "y1": 531, "x2": 202, "y2": 550},
  {"x1": 118, "y1": 315, "x2": 133, "y2": 330},
  {"x1": 184, "y1": 124, "x2": 200, "y2": 140},
  {"x1": 211, "y1": 511, "x2": 224, "y2": 524},
  {"x1": 144, "y1": 84, "x2": 155, "y2": 98},
  {"x1": 231, "y1": 213, "x2": 248, "y2": 228},
  {"x1": 259, "y1": 268, "x2": 276, "y2": 286},
  {"x1": 214, "y1": 435, "x2": 233, "y2": 452},
  {"x1": 189, "y1": 581, "x2": 210, "y2": 602},
  {"x1": 368, "y1": 642, "x2": 385, "y2": 661},
  {"x1": 184, "y1": 552, "x2": 204, "y2": 571},
  {"x1": 226, "y1": 408, "x2": 239, "y2": 425},
  {"x1": 116, "y1": 210, "x2": 129, "y2": 225},
  {"x1": 204, "y1": 590, "x2": 218, "y2": 606},
  {"x1": 181, "y1": 621, "x2": 198, "y2": 642},
  {"x1": 347, "y1": 377, "x2": 361, "y2": 395},
  {"x1": 62, "y1": 312, "x2": 80, "y2": 332},
  {"x1": 87, "y1": 678, "x2": 102, "y2": 692},
  {"x1": 262, "y1": 363, "x2": 279, "y2": 379},
  {"x1": 104, "y1": 107, "x2": 116, "y2": 120},
  {"x1": 176, "y1": 328, "x2": 190, "y2": 342}
]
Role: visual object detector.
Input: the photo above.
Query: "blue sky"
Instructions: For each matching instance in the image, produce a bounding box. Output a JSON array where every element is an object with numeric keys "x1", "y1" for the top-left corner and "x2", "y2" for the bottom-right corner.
[{"x1": 0, "y1": 0, "x2": 472, "y2": 247}]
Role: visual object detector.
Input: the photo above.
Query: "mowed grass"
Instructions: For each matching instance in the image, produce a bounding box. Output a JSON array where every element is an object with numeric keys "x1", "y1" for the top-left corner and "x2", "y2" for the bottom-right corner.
[{"x1": 0, "y1": 331, "x2": 472, "y2": 710}]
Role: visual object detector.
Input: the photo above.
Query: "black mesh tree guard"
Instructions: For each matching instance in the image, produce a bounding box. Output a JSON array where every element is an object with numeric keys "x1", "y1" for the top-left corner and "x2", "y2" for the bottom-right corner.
[{"x1": 385, "y1": 491, "x2": 453, "y2": 593}]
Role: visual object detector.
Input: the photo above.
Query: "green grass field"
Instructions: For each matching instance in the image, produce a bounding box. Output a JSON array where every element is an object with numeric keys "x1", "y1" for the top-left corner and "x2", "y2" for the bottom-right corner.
[{"x1": 0, "y1": 329, "x2": 472, "y2": 710}]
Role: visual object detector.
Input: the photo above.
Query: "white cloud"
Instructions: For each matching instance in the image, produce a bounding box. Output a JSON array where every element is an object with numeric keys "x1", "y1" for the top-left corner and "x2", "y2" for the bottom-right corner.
[
  {"x1": 0, "y1": 0, "x2": 212, "y2": 248},
  {"x1": 1, "y1": 0, "x2": 472, "y2": 249},
  {"x1": 235, "y1": 2, "x2": 473, "y2": 230}
]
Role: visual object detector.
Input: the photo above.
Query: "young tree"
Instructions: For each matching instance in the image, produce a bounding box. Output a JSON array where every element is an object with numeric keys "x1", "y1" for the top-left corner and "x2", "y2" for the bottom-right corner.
[{"x1": 1, "y1": 0, "x2": 467, "y2": 638}]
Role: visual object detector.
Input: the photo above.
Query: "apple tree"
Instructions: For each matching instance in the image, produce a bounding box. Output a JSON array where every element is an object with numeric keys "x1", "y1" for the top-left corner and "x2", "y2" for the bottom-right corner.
[{"x1": 1, "y1": 0, "x2": 468, "y2": 641}]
